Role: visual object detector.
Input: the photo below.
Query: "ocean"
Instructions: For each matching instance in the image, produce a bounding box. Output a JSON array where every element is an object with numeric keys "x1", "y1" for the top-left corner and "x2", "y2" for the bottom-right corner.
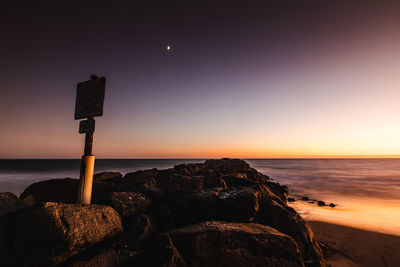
[{"x1": 0, "y1": 158, "x2": 399, "y2": 236}]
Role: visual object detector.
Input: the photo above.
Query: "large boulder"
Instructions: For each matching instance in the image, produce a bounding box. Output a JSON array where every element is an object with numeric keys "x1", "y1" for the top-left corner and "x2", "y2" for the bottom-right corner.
[
  {"x1": 19, "y1": 178, "x2": 117, "y2": 205},
  {"x1": 169, "y1": 186, "x2": 262, "y2": 226},
  {"x1": 19, "y1": 178, "x2": 79, "y2": 204},
  {"x1": 156, "y1": 173, "x2": 204, "y2": 191},
  {"x1": 255, "y1": 198, "x2": 325, "y2": 266},
  {"x1": 144, "y1": 221, "x2": 305, "y2": 267},
  {"x1": 93, "y1": 172, "x2": 122, "y2": 184},
  {"x1": 118, "y1": 169, "x2": 165, "y2": 203},
  {"x1": 65, "y1": 248, "x2": 120, "y2": 267},
  {"x1": 96, "y1": 191, "x2": 152, "y2": 218},
  {"x1": 0, "y1": 192, "x2": 27, "y2": 216},
  {"x1": 0, "y1": 202, "x2": 123, "y2": 266}
]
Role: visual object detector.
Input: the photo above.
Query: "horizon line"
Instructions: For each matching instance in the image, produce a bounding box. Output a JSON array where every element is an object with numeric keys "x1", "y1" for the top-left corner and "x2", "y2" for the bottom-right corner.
[{"x1": 1, "y1": 156, "x2": 400, "y2": 160}]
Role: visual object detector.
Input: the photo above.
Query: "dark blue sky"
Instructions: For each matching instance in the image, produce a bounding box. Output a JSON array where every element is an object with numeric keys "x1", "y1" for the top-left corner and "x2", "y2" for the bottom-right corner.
[{"x1": 1, "y1": 1, "x2": 400, "y2": 158}]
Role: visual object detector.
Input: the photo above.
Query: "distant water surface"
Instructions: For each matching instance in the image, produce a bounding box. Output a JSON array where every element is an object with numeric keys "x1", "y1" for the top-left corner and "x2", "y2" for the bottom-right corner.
[{"x1": 0, "y1": 158, "x2": 399, "y2": 235}]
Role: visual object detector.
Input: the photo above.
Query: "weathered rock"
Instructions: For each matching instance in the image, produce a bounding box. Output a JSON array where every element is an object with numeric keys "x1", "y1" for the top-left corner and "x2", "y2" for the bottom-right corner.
[
  {"x1": 96, "y1": 192, "x2": 152, "y2": 218},
  {"x1": 317, "y1": 201, "x2": 325, "y2": 207},
  {"x1": 154, "y1": 204, "x2": 175, "y2": 231},
  {"x1": 264, "y1": 182, "x2": 288, "y2": 203},
  {"x1": 0, "y1": 202, "x2": 123, "y2": 266},
  {"x1": 173, "y1": 163, "x2": 203, "y2": 176},
  {"x1": 19, "y1": 178, "x2": 117, "y2": 205},
  {"x1": 0, "y1": 192, "x2": 27, "y2": 216},
  {"x1": 157, "y1": 173, "x2": 204, "y2": 191},
  {"x1": 222, "y1": 175, "x2": 258, "y2": 187},
  {"x1": 288, "y1": 197, "x2": 296, "y2": 203},
  {"x1": 302, "y1": 197, "x2": 310, "y2": 201},
  {"x1": 20, "y1": 178, "x2": 79, "y2": 204},
  {"x1": 203, "y1": 175, "x2": 227, "y2": 188},
  {"x1": 125, "y1": 213, "x2": 156, "y2": 249},
  {"x1": 94, "y1": 172, "x2": 123, "y2": 184},
  {"x1": 65, "y1": 248, "x2": 120, "y2": 267},
  {"x1": 329, "y1": 203, "x2": 336, "y2": 208},
  {"x1": 255, "y1": 198, "x2": 325, "y2": 266},
  {"x1": 118, "y1": 169, "x2": 165, "y2": 203},
  {"x1": 170, "y1": 186, "x2": 262, "y2": 226},
  {"x1": 122, "y1": 169, "x2": 158, "y2": 187},
  {"x1": 204, "y1": 158, "x2": 252, "y2": 174},
  {"x1": 144, "y1": 221, "x2": 305, "y2": 267}
]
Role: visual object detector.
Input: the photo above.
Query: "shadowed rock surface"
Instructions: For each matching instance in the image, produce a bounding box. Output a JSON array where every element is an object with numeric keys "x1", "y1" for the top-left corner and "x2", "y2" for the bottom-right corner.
[
  {"x1": 0, "y1": 203, "x2": 122, "y2": 266},
  {"x1": 1, "y1": 158, "x2": 325, "y2": 266},
  {"x1": 144, "y1": 221, "x2": 305, "y2": 267},
  {"x1": 0, "y1": 192, "x2": 27, "y2": 216}
]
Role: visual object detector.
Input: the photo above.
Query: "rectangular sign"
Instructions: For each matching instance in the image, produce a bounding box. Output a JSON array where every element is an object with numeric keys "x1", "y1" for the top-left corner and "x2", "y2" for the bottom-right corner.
[
  {"x1": 79, "y1": 118, "x2": 95, "y2": 134},
  {"x1": 74, "y1": 77, "x2": 106, "y2": 120}
]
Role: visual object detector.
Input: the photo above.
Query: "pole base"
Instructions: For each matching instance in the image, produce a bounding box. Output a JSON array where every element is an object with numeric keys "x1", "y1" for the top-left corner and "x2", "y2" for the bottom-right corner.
[{"x1": 77, "y1": 155, "x2": 95, "y2": 204}]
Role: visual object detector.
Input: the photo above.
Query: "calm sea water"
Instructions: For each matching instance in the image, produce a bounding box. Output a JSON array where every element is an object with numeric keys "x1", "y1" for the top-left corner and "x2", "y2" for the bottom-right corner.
[{"x1": 0, "y1": 158, "x2": 399, "y2": 235}]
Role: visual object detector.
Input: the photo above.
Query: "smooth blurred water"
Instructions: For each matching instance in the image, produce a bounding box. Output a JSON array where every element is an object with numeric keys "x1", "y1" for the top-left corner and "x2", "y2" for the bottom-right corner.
[
  {"x1": 1, "y1": 158, "x2": 399, "y2": 235},
  {"x1": 247, "y1": 158, "x2": 400, "y2": 235}
]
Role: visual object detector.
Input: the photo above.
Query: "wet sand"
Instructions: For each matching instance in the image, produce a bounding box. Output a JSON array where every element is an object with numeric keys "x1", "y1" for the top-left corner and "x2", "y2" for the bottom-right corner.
[{"x1": 308, "y1": 221, "x2": 400, "y2": 267}]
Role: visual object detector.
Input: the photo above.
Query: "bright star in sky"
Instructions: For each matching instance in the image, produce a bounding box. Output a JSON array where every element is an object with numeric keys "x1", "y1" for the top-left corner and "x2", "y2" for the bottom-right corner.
[{"x1": 166, "y1": 45, "x2": 171, "y2": 51}]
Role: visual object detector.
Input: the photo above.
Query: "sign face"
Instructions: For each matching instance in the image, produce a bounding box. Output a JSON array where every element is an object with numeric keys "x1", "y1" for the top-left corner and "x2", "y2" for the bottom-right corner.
[
  {"x1": 79, "y1": 118, "x2": 95, "y2": 134},
  {"x1": 74, "y1": 77, "x2": 106, "y2": 120}
]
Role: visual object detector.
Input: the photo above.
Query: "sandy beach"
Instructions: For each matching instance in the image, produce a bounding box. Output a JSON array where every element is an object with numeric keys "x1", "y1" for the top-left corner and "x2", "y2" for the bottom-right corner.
[{"x1": 308, "y1": 221, "x2": 400, "y2": 267}]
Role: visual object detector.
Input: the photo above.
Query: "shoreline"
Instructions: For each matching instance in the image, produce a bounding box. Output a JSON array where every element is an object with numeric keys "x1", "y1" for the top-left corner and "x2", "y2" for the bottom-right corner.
[{"x1": 307, "y1": 220, "x2": 400, "y2": 267}]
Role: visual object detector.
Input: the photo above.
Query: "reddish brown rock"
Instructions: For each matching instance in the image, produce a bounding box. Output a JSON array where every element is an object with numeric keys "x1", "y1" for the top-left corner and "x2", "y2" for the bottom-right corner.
[
  {"x1": 0, "y1": 203, "x2": 123, "y2": 266},
  {"x1": 96, "y1": 191, "x2": 152, "y2": 218},
  {"x1": 66, "y1": 248, "x2": 119, "y2": 267},
  {"x1": 145, "y1": 221, "x2": 305, "y2": 267}
]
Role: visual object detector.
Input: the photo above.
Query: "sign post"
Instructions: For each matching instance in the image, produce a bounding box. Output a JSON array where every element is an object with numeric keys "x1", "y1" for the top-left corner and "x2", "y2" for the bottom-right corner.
[{"x1": 75, "y1": 75, "x2": 105, "y2": 204}]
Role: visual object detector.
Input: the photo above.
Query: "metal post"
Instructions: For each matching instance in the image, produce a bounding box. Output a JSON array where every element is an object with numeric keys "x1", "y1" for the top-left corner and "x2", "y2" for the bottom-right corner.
[
  {"x1": 74, "y1": 75, "x2": 105, "y2": 204},
  {"x1": 77, "y1": 117, "x2": 96, "y2": 204}
]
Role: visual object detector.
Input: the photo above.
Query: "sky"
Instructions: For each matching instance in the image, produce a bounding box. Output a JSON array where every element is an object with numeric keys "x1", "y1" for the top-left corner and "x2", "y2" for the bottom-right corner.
[{"x1": 1, "y1": 1, "x2": 400, "y2": 159}]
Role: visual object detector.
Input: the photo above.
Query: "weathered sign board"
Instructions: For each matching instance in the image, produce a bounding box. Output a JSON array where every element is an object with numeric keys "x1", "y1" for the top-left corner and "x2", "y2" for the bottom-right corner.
[{"x1": 74, "y1": 77, "x2": 106, "y2": 120}]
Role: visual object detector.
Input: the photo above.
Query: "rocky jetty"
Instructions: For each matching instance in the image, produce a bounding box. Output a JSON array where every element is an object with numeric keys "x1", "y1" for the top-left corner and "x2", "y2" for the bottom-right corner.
[{"x1": 0, "y1": 158, "x2": 325, "y2": 267}]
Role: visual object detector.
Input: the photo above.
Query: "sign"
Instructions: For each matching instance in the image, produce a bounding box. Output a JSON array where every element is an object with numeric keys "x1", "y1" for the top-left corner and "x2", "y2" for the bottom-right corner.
[
  {"x1": 74, "y1": 76, "x2": 106, "y2": 120},
  {"x1": 79, "y1": 118, "x2": 95, "y2": 134}
]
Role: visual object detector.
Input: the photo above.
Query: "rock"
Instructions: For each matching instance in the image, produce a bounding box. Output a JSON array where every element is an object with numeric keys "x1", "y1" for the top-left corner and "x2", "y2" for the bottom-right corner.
[
  {"x1": 203, "y1": 175, "x2": 227, "y2": 188},
  {"x1": 288, "y1": 197, "x2": 296, "y2": 203},
  {"x1": 301, "y1": 196, "x2": 310, "y2": 201},
  {"x1": 154, "y1": 204, "x2": 174, "y2": 231},
  {"x1": 265, "y1": 182, "x2": 288, "y2": 203},
  {"x1": 144, "y1": 221, "x2": 305, "y2": 267},
  {"x1": 0, "y1": 192, "x2": 27, "y2": 216},
  {"x1": 19, "y1": 178, "x2": 117, "y2": 205},
  {"x1": 204, "y1": 158, "x2": 252, "y2": 174},
  {"x1": 222, "y1": 175, "x2": 258, "y2": 187},
  {"x1": 173, "y1": 163, "x2": 203, "y2": 176},
  {"x1": 122, "y1": 169, "x2": 158, "y2": 187},
  {"x1": 118, "y1": 169, "x2": 165, "y2": 203},
  {"x1": 317, "y1": 201, "x2": 326, "y2": 207},
  {"x1": 20, "y1": 178, "x2": 79, "y2": 204},
  {"x1": 65, "y1": 248, "x2": 120, "y2": 267},
  {"x1": 125, "y1": 213, "x2": 156, "y2": 248},
  {"x1": 255, "y1": 198, "x2": 325, "y2": 266},
  {"x1": 156, "y1": 173, "x2": 204, "y2": 191},
  {"x1": 170, "y1": 186, "x2": 262, "y2": 226},
  {"x1": 0, "y1": 202, "x2": 123, "y2": 266},
  {"x1": 93, "y1": 172, "x2": 123, "y2": 184},
  {"x1": 96, "y1": 192, "x2": 152, "y2": 218},
  {"x1": 329, "y1": 203, "x2": 336, "y2": 208}
]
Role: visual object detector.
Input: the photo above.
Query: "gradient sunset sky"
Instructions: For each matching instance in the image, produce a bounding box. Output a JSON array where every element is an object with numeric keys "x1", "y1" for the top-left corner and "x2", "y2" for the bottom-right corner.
[{"x1": 1, "y1": 1, "x2": 400, "y2": 158}]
